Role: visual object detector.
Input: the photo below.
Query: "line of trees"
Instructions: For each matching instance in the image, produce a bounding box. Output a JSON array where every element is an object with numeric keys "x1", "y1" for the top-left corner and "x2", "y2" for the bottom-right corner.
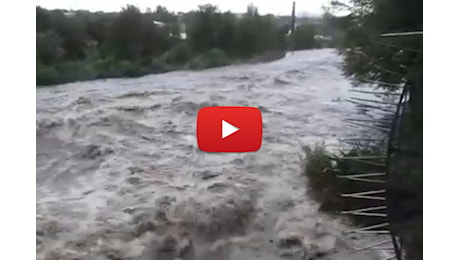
[{"x1": 37, "y1": 4, "x2": 325, "y2": 86}]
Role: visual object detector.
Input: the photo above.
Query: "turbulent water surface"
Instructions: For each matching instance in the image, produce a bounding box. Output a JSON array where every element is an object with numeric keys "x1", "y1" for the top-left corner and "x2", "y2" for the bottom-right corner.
[{"x1": 36, "y1": 49, "x2": 389, "y2": 260}]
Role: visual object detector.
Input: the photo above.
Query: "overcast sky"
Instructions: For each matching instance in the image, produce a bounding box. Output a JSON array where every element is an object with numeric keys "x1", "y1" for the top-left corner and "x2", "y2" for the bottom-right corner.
[{"x1": 36, "y1": 0, "x2": 332, "y2": 16}]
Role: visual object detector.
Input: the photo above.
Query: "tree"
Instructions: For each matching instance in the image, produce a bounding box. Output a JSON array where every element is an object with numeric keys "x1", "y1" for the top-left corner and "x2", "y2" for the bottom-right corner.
[
  {"x1": 108, "y1": 5, "x2": 171, "y2": 60},
  {"x1": 35, "y1": 4, "x2": 290, "y2": 85},
  {"x1": 187, "y1": 4, "x2": 220, "y2": 53},
  {"x1": 36, "y1": 31, "x2": 65, "y2": 65},
  {"x1": 333, "y1": 0, "x2": 422, "y2": 88},
  {"x1": 36, "y1": 6, "x2": 51, "y2": 32},
  {"x1": 292, "y1": 24, "x2": 317, "y2": 50},
  {"x1": 234, "y1": 6, "x2": 280, "y2": 57},
  {"x1": 154, "y1": 5, "x2": 175, "y2": 22},
  {"x1": 246, "y1": 3, "x2": 258, "y2": 16},
  {"x1": 330, "y1": 1, "x2": 422, "y2": 259},
  {"x1": 108, "y1": 5, "x2": 144, "y2": 60}
]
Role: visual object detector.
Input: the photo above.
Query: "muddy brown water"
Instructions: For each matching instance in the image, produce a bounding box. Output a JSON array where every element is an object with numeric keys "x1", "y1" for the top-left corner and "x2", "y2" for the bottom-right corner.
[{"x1": 36, "y1": 49, "x2": 391, "y2": 260}]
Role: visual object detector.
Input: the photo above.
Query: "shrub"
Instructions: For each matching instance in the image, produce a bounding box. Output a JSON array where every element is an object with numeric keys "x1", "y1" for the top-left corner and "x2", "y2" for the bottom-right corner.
[
  {"x1": 164, "y1": 43, "x2": 192, "y2": 65},
  {"x1": 188, "y1": 49, "x2": 230, "y2": 70},
  {"x1": 93, "y1": 56, "x2": 117, "y2": 72},
  {"x1": 303, "y1": 144, "x2": 386, "y2": 226},
  {"x1": 56, "y1": 61, "x2": 97, "y2": 82},
  {"x1": 118, "y1": 60, "x2": 145, "y2": 77},
  {"x1": 37, "y1": 64, "x2": 59, "y2": 86},
  {"x1": 291, "y1": 24, "x2": 317, "y2": 50},
  {"x1": 93, "y1": 58, "x2": 149, "y2": 78},
  {"x1": 150, "y1": 59, "x2": 174, "y2": 73},
  {"x1": 303, "y1": 142, "x2": 422, "y2": 259},
  {"x1": 303, "y1": 144, "x2": 335, "y2": 202},
  {"x1": 37, "y1": 60, "x2": 97, "y2": 86},
  {"x1": 94, "y1": 57, "x2": 123, "y2": 78}
]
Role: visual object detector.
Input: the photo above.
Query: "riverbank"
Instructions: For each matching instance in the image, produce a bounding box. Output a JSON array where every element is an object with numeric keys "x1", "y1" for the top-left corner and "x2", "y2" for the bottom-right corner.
[{"x1": 36, "y1": 50, "x2": 287, "y2": 87}]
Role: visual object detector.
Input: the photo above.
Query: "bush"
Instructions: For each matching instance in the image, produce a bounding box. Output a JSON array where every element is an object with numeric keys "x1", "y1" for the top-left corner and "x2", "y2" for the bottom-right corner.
[
  {"x1": 164, "y1": 42, "x2": 192, "y2": 65},
  {"x1": 93, "y1": 58, "x2": 149, "y2": 78},
  {"x1": 93, "y1": 57, "x2": 123, "y2": 78},
  {"x1": 303, "y1": 144, "x2": 335, "y2": 201},
  {"x1": 303, "y1": 144, "x2": 386, "y2": 226},
  {"x1": 304, "y1": 142, "x2": 422, "y2": 259},
  {"x1": 37, "y1": 56, "x2": 156, "y2": 86},
  {"x1": 37, "y1": 64, "x2": 59, "y2": 86},
  {"x1": 118, "y1": 60, "x2": 145, "y2": 77},
  {"x1": 37, "y1": 60, "x2": 98, "y2": 86},
  {"x1": 56, "y1": 61, "x2": 98, "y2": 83},
  {"x1": 188, "y1": 49, "x2": 230, "y2": 70},
  {"x1": 93, "y1": 56, "x2": 116, "y2": 72},
  {"x1": 291, "y1": 24, "x2": 318, "y2": 50},
  {"x1": 150, "y1": 59, "x2": 174, "y2": 73}
]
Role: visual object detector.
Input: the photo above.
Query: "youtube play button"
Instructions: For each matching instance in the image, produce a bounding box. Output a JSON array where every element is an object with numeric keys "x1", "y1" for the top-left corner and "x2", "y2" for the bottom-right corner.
[
  {"x1": 222, "y1": 120, "x2": 239, "y2": 139},
  {"x1": 197, "y1": 106, "x2": 263, "y2": 152}
]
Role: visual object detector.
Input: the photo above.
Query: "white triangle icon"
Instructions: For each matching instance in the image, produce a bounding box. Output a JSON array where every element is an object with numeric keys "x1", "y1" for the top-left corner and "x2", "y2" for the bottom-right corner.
[{"x1": 222, "y1": 120, "x2": 239, "y2": 139}]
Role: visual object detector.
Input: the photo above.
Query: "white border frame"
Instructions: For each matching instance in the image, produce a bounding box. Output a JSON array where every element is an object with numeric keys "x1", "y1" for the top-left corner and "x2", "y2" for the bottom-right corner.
[
  {"x1": 0, "y1": 2, "x2": 36, "y2": 260},
  {"x1": 424, "y1": 0, "x2": 460, "y2": 259}
]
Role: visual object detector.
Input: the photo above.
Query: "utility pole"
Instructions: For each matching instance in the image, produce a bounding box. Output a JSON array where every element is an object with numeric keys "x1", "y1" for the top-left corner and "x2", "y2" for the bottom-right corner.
[
  {"x1": 290, "y1": 1, "x2": 296, "y2": 54},
  {"x1": 291, "y1": 1, "x2": 296, "y2": 35}
]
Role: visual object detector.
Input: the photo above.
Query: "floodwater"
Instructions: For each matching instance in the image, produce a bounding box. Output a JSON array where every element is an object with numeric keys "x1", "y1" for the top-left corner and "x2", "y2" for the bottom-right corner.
[{"x1": 36, "y1": 49, "x2": 390, "y2": 260}]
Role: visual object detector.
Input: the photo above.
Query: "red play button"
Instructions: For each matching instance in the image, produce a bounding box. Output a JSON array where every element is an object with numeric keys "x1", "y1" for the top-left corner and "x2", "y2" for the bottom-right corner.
[{"x1": 196, "y1": 106, "x2": 263, "y2": 152}]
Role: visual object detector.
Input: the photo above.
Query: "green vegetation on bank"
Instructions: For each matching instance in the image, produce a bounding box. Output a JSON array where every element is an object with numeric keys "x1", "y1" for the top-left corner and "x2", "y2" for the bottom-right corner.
[
  {"x1": 303, "y1": 144, "x2": 386, "y2": 225},
  {"x1": 36, "y1": 4, "x2": 331, "y2": 86},
  {"x1": 305, "y1": 0, "x2": 422, "y2": 258},
  {"x1": 304, "y1": 140, "x2": 421, "y2": 260}
]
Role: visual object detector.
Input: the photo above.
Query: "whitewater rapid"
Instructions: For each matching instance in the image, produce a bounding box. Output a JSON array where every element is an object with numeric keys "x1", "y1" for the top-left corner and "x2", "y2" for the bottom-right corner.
[{"x1": 36, "y1": 49, "x2": 388, "y2": 260}]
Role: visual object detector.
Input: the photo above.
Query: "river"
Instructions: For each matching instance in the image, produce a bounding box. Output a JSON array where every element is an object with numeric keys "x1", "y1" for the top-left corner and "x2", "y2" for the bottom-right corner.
[{"x1": 36, "y1": 49, "x2": 390, "y2": 260}]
